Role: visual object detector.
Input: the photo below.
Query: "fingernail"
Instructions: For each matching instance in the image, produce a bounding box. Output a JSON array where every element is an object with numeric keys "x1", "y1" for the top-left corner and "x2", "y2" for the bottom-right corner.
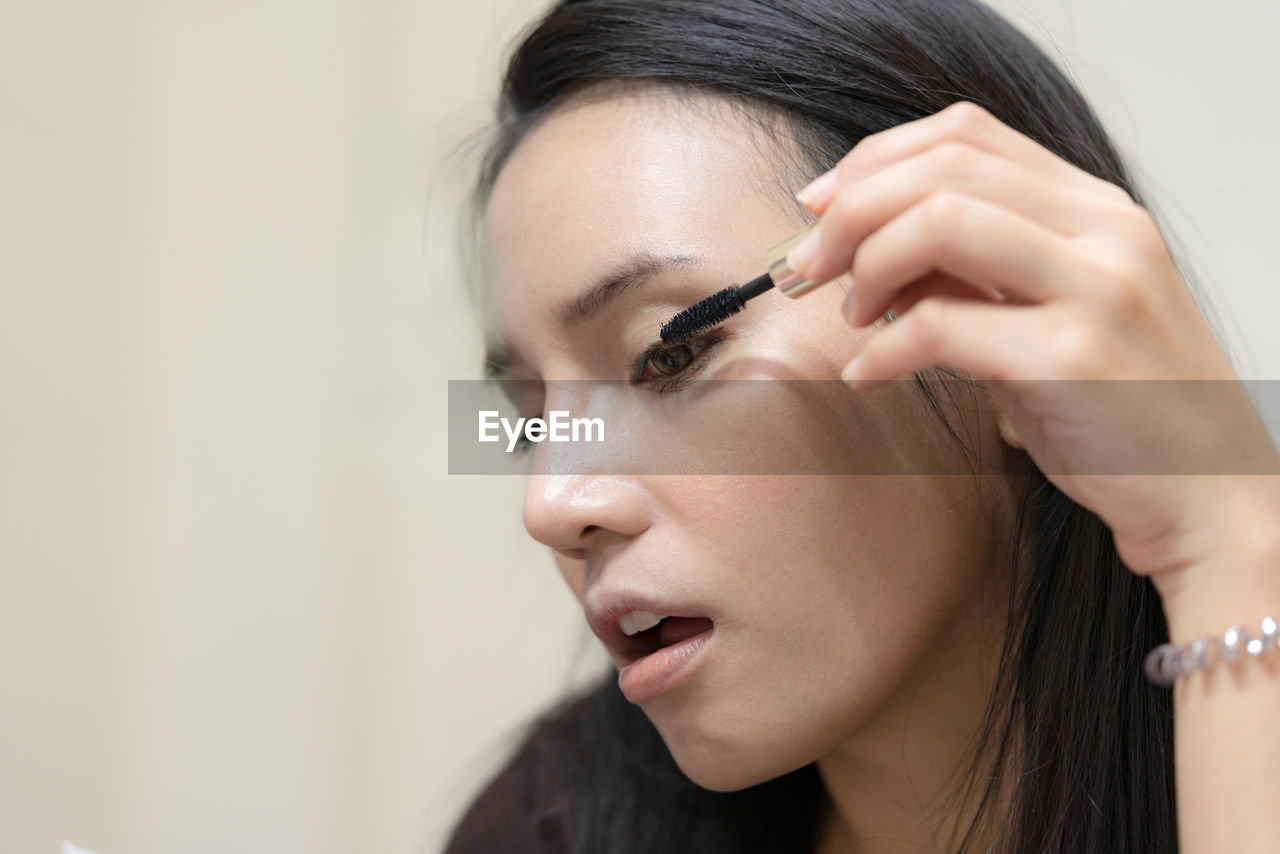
[
  {"x1": 796, "y1": 167, "x2": 839, "y2": 206},
  {"x1": 841, "y1": 355, "x2": 864, "y2": 386},
  {"x1": 841, "y1": 285, "x2": 858, "y2": 326},
  {"x1": 786, "y1": 228, "x2": 821, "y2": 276}
]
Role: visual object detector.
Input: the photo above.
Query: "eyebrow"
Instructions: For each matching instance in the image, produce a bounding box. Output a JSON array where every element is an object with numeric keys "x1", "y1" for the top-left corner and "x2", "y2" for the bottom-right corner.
[
  {"x1": 485, "y1": 251, "x2": 703, "y2": 379},
  {"x1": 554, "y1": 251, "x2": 702, "y2": 328}
]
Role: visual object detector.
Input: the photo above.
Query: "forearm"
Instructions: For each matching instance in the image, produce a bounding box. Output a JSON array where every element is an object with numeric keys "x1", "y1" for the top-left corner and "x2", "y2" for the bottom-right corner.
[{"x1": 1161, "y1": 492, "x2": 1280, "y2": 853}]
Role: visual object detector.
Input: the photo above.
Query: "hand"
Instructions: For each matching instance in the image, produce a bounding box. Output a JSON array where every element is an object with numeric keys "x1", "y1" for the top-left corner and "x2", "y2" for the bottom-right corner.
[{"x1": 787, "y1": 101, "x2": 1280, "y2": 613}]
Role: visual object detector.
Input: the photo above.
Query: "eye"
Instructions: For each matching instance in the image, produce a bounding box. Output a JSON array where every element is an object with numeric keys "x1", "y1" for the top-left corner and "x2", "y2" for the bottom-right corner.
[
  {"x1": 629, "y1": 335, "x2": 722, "y2": 389},
  {"x1": 649, "y1": 344, "x2": 697, "y2": 377}
]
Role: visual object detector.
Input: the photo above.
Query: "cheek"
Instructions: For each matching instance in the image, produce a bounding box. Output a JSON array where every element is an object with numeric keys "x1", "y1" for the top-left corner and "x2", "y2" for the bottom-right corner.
[
  {"x1": 740, "y1": 473, "x2": 991, "y2": 661},
  {"x1": 721, "y1": 476, "x2": 938, "y2": 659},
  {"x1": 651, "y1": 474, "x2": 995, "y2": 787}
]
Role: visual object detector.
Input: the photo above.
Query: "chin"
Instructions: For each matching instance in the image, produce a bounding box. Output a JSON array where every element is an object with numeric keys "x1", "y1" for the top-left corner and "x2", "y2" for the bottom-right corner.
[
  {"x1": 654, "y1": 716, "x2": 813, "y2": 792},
  {"x1": 674, "y1": 747, "x2": 810, "y2": 792}
]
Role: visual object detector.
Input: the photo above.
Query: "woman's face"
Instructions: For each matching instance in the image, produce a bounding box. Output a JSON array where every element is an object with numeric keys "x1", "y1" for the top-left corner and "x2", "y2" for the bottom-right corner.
[{"x1": 485, "y1": 90, "x2": 1017, "y2": 792}]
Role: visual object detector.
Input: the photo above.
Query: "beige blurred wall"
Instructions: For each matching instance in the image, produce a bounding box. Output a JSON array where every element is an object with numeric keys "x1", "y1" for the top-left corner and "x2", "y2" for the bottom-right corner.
[{"x1": 0, "y1": 2, "x2": 1276, "y2": 854}]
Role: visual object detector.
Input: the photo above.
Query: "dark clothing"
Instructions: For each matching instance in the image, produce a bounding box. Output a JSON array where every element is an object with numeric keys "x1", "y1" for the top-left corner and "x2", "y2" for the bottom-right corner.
[
  {"x1": 442, "y1": 722, "x2": 568, "y2": 854},
  {"x1": 439, "y1": 678, "x2": 827, "y2": 853}
]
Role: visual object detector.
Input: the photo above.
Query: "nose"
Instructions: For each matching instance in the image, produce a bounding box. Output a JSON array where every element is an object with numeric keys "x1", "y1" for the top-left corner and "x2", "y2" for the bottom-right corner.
[{"x1": 522, "y1": 474, "x2": 651, "y2": 558}]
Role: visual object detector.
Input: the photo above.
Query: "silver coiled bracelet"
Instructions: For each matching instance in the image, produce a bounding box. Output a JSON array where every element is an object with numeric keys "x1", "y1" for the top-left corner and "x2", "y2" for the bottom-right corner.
[{"x1": 1144, "y1": 616, "x2": 1280, "y2": 686}]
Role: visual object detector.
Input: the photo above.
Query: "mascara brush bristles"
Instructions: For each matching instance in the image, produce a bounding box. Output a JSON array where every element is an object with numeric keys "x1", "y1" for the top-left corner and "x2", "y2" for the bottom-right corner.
[
  {"x1": 659, "y1": 272, "x2": 775, "y2": 344},
  {"x1": 660, "y1": 286, "x2": 745, "y2": 343}
]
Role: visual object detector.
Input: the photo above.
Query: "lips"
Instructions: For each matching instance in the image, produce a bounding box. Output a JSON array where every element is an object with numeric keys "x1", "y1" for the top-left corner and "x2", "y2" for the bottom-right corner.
[
  {"x1": 586, "y1": 592, "x2": 715, "y2": 665},
  {"x1": 655, "y1": 616, "x2": 715, "y2": 647}
]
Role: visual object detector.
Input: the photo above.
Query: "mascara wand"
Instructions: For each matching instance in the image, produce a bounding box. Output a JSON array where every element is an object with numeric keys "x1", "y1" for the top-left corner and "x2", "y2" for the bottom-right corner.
[{"x1": 659, "y1": 225, "x2": 824, "y2": 344}]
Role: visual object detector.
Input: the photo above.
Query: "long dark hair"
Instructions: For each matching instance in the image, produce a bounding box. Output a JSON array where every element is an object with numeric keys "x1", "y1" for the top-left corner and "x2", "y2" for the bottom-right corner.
[{"x1": 451, "y1": 0, "x2": 1203, "y2": 850}]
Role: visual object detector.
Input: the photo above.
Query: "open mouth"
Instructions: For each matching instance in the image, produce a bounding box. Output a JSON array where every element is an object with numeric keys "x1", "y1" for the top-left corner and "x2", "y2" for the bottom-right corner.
[{"x1": 624, "y1": 616, "x2": 715, "y2": 664}]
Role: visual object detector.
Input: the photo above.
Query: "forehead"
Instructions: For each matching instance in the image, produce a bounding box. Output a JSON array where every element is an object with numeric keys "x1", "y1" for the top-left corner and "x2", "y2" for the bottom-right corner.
[{"x1": 484, "y1": 91, "x2": 799, "y2": 321}]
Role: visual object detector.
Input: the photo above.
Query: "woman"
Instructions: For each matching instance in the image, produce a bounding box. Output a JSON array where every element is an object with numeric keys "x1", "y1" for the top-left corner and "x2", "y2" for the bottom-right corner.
[{"x1": 446, "y1": 0, "x2": 1280, "y2": 851}]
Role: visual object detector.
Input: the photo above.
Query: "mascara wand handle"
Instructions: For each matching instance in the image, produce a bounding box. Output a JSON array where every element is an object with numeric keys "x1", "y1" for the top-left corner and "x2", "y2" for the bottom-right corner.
[{"x1": 766, "y1": 225, "x2": 823, "y2": 298}]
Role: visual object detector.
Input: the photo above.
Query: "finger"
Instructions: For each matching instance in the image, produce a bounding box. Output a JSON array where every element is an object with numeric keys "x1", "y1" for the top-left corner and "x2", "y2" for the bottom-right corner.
[
  {"x1": 874, "y1": 271, "x2": 999, "y2": 322},
  {"x1": 842, "y1": 295, "x2": 1049, "y2": 388},
  {"x1": 799, "y1": 101, "x2": 1112, "y2": 212},
  {"x1": 845, "y1": 191, "x2": 1074, "y2": 327},
  {"x1": 792, "y1": 141, "x2": 1100, "y2": 284}
]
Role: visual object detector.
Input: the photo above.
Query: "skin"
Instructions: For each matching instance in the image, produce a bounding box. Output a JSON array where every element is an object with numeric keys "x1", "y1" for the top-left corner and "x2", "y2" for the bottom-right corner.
[
  {"x1": 785, "y1": 99, "x2": 1280, "y2": 853},
  {"x1": 486, "y1": 89, "x2": 1023, "y2": 851},
  {"x1": 486, "y1": 86, "x2": 1280, "y2": 851}
]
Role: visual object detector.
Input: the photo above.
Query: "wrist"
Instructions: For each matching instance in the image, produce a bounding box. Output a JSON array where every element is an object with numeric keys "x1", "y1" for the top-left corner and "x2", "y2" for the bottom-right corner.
[{"x1": 1155, "y1": 502, "x2": 1280, "y2": 641}]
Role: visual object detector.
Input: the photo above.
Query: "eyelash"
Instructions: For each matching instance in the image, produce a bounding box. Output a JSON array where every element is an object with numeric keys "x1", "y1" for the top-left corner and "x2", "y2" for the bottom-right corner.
[
  {"x1": 507, "y1": 335, "x2": 724, "y2": 456},
  {"x1": 626, "y1": 334, "x2": 724, "y2": 394}
]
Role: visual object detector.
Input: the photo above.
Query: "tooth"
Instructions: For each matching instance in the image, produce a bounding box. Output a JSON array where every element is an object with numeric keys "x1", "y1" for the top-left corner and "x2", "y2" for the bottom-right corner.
[{"x1": 618, "y1": 610, "x2": 665, "y2": 637}]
